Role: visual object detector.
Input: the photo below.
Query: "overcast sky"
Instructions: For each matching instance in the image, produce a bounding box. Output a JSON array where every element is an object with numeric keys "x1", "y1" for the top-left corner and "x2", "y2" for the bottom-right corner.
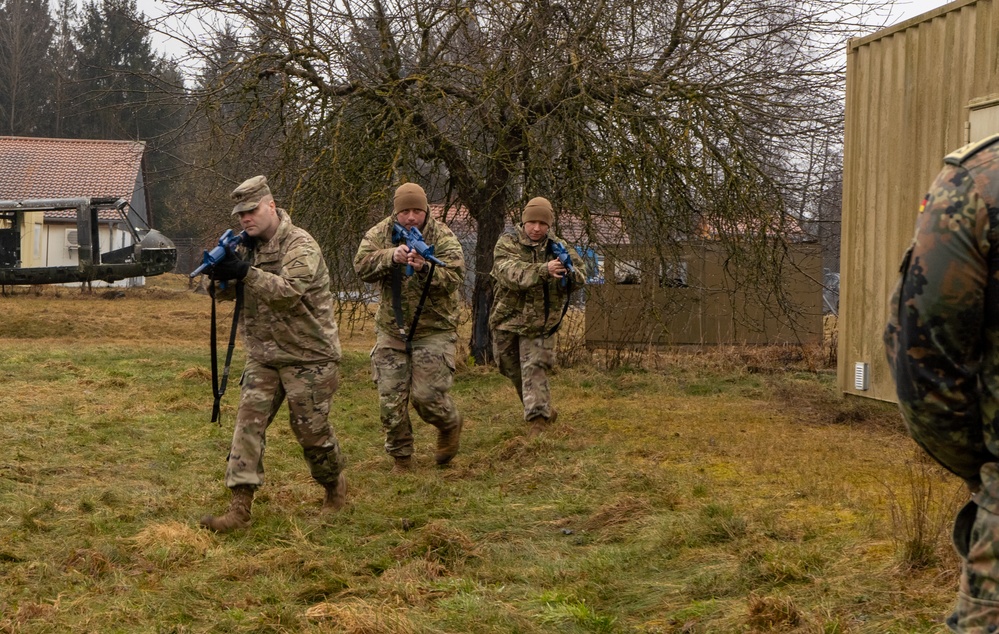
[
  {"x1": 134, "y1": 0, "x2": 960, "y2": 60},
  {"x1": 890, "y1": 0, "x2": 955, "y2": 22}
]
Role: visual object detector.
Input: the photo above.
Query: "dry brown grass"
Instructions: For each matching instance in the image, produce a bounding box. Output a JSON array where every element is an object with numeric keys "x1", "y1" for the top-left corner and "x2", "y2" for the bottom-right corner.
[
  {"x1": 0, "y1": 285, "x2": 962, "y2": 633},
  {"x1": 746, "y1": 593, "x2": 802, "y2": 630},
  {"x1": 304, "y1": 598, "x2": 418, "y2": 633},
  {"x1": 130, "y1": 521, "x2": 215, "y2": 565},
  {"x1": 392, "y1": 519, "x2": 478, "y2": 569},
  {"x1": 578, "y1": 495, "x2": 653, "y2": 532},
  {"x1": 375, "y1": 559, "x2": 450, "y2": 606},
  {"x1": 0, "y1": 279, "x2": 381, "y2": 354},
  {"x1": 179, "y1": 366, "x2": 212, "y2": 380}
]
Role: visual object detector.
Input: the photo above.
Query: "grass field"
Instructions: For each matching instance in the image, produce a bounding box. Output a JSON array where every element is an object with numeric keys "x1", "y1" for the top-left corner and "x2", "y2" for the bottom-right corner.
[{"x1": 0, "y1": 278, "x2": 963, "y2": 633}]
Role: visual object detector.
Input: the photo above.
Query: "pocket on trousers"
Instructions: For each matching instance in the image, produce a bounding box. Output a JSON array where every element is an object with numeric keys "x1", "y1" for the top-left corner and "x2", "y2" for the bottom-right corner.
[
  {"x1": 370, "y1": 345, "x2": 380, "y2": 384},
  {"x1": 312, "y1": 365, "x2": 339, "y2": 405},
  {"x1": 954, "y1": 499, "x2": 979, "y2": 559}
]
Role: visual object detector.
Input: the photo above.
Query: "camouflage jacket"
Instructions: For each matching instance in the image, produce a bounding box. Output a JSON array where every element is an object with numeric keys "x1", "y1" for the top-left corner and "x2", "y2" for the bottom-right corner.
[
  {"x1": 489, "y1": 224, "x2": 586, "y2": 337},
  {"x1": 234, "y1": 209, "x2": 341, "y2": 366},
  {"x1": 353, "y1": 213, "x2": 465, "y2": 342},
  {"x1": 884, "y1": 135, "x2": 999, "y2": 497}
]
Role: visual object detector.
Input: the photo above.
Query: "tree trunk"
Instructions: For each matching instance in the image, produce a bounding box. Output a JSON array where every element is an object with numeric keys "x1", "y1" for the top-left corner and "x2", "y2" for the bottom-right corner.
[{"x1": 469, "y1": 205, "x2": 506, "y2": 365}]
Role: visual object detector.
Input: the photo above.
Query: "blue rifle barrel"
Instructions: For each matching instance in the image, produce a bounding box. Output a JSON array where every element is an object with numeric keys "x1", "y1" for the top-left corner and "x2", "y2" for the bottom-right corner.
[{"x1": 189, "y1": 229, "x2": 248, "y2": 277}]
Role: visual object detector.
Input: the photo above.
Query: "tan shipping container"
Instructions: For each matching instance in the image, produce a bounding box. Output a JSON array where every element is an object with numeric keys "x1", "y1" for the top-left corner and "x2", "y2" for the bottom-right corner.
[{"x1": 840, "y1": 0, "x2": 999, "y2": 400}]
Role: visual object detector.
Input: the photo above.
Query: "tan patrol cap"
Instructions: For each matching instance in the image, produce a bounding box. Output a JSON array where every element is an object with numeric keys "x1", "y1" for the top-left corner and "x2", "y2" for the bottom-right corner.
[{"x1": 230, "y1": 175, "x2": 271, "y2": 215}]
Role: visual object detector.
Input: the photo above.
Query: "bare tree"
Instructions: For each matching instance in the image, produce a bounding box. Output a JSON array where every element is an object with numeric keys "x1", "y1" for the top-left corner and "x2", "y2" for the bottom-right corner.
[
  {"x1": 160, "y1": 24, "x2": 289, "y2": 246},
  {"x1": 165, "y1": 0, "x2": 886, "y2": 361}
]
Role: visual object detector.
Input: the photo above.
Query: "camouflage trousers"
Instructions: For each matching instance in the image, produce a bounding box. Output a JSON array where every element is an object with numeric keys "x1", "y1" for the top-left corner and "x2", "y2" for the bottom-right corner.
[
  {"x1": 224, "y1": 357, "x2": 344, "y2": 490},
  {"x1": 949, "y1": 462, "x2": 999, "y2": 632},
  {"x1": 371, "y1": 332, "x2": 461, "y2": 458},
  {"x1": 492, "y1": 328, "x2": 554, "y2": 421}
]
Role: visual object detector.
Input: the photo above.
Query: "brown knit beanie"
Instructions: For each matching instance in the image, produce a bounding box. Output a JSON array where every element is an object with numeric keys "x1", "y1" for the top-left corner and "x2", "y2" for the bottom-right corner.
[
  {"x1": 522, "y1": 197, "x2": 554, "y2": 226},
  {"x1": 393, "y1": 182, "x2": 429, "y2": 214}
]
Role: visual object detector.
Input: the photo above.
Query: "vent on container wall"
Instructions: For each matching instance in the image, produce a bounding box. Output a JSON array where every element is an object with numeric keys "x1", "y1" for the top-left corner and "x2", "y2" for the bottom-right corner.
[{"x1": 854, "y1": 362, "x2": 869, "y2": 391}]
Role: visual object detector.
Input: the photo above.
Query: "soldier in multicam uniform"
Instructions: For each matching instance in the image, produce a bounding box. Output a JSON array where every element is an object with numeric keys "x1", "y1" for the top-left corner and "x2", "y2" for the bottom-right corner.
[
  {"x1": 489, "y1": 197, "x2": 585, "y2": 438},
  {"x1": 353, "y1": 183, "x2": 465, "y2": 473},
  {"x1": 199, "y1": 175, "x2": 347, "y2": 533},
  {"x1": 885, "y1": 133, "x2": 999, "y2": 633}
]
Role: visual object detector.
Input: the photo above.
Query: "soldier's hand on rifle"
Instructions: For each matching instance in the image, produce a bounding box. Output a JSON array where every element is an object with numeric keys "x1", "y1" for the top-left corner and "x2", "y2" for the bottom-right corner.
[
  {"x1": 407, "y1": 250, "x2": 427, "y2": 272},
  {"x1": 393, "y1": 244, "x2": 412, "y2": 265},
  {"x1": 209, "y1": 251, "x2": 250, "y2": 281},
  {"x1": 547, "y1": 259, "x2": 566, "y2": 279}
]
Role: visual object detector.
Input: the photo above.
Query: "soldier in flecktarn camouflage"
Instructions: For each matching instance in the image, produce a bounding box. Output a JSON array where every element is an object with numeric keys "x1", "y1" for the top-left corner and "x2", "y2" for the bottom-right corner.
[
  {"x1": 199, "y1": 175, "x2": 347, "y2": 533},
  {"x1": 490, "y1": 197, "x2": 586, "y2": 438},
  {"x1": 353, "y1": 183, "x2": 465, "y2": 473},
  {"x1": 885, "y1": 133, "x2": 999, "y2": 632}
]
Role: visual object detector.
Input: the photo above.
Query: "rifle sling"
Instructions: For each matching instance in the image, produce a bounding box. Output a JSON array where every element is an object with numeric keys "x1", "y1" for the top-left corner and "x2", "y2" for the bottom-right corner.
[
  {"x1": 209, "y1": 280, "x2": 244, "y2": 424},
  {"x1": 547, "y1": 279, "x2": 572, "y2": 338},
  {"x1": 391, "y1": 265, "x2": 407, "y2": 341},
  {"x1": 541, "y1": 277, "x2": 572, "y2": 339},
  {"x1": 391, "y1": 261, "x2": 438, "y2": 354}
]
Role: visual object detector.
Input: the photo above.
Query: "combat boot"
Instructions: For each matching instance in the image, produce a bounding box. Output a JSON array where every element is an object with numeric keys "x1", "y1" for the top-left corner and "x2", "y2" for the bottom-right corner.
[
  {"x1": 322, "y1": 473, "x2": 347, "y2": 512},
  {"x1": 391, "y1": 455, "x2": 413, "y2": 474},
  {"x1": 199, "y1": 485, "x2": 254, "y2": 533},
  {"x1": 435, "y1": 419, "x2": 462, "y2": 465},
  {"x1": 527, "y1": 409, "x2": 558, "y2": 439}
]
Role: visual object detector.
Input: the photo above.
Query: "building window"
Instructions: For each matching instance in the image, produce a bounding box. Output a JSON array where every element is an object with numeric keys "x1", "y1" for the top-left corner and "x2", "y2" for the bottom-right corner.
[
  {"x1": 660, "y1": 260, "x2": 688, "y2": 288},
  {"x1": 614, "y1": 260, "x2": 642, "y2": 284}
]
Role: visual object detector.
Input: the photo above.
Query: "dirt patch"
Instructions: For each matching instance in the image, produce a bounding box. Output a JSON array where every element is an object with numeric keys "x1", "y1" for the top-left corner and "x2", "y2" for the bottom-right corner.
[{"x1": 770, "y1": 377, "x2": 905, "y2": 433}]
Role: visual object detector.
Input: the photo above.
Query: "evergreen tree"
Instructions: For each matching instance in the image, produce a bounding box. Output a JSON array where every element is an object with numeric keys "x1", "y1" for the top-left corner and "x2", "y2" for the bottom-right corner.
[
  {"x1": 0, "y1": 0, "x2": 56, "y2": 135},
  {"x1": 68, "y1": 0, "x2": 190, "y2": 230},
  {"x1": 50, "y1": 0, "x2": 78, "y2": 137},
  {"x1": 72, "y1": 0, "x2": 158, "y2": 139}
]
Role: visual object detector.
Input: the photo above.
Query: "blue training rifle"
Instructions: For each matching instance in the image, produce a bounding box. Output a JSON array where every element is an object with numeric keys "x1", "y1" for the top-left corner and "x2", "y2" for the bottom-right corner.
[
  {"x1": 190, "y1": 229, "x2": 248, "y2": 278},
  {"x1": 548, "y1": 240, "x2": 575, "y2": 288},
  {"x1": 392, "y1": 223, "x2": 447, "y2": 275}
]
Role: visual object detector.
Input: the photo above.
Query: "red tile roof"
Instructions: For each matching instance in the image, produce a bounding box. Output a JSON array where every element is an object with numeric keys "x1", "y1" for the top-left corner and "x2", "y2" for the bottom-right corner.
[
  {"x1": 430, "y1": 204, "x2": 483, "y2": 238},
  {"x1": 0, "y1": 136, "x2": 145, "y2": 221},
  {"x1": 695, "y1": 214, "x2": 813, "y2": 242},
  {"x1": 557, "y1": 212, "x2": 630, "y2": 245}
]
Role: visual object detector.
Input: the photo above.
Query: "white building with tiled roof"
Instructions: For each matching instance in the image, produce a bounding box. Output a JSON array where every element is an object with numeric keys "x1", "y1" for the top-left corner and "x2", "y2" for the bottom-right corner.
[{"x1": 0, "y1": 136, "x2": 149, "y2": 277}]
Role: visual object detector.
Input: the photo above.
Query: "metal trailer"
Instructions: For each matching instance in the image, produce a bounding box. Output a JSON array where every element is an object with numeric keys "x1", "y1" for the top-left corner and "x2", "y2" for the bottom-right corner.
[{"x1": 0, "y1": 197, "x2": 176, "y2": 285}]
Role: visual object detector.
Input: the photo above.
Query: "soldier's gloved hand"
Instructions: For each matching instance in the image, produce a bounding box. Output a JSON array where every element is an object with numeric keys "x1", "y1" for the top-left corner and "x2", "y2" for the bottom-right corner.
[{"x1": 209, "y1": 252, "x2": 250, "y2": 281}]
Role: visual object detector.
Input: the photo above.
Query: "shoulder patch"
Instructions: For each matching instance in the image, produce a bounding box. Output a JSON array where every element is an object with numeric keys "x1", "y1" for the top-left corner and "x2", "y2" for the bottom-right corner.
[{"x1": 944, "y1": 133, "x2": 999, "y2": 166}]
